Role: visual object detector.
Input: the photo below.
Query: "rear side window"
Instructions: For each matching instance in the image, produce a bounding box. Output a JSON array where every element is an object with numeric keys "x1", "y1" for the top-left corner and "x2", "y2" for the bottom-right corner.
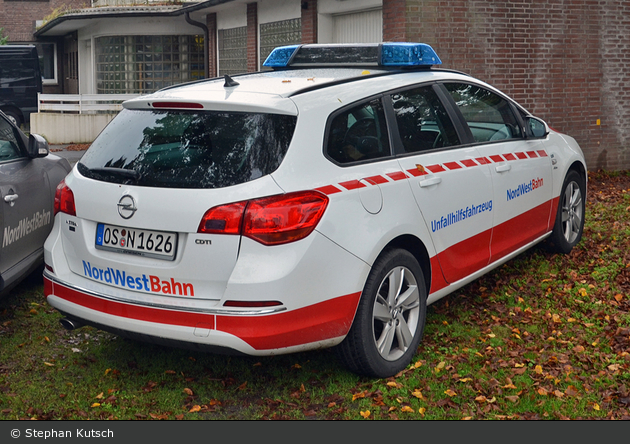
[
  {"x1": 78, "y1": 109, "x2": 297, "y2": 189},
  {"x1": 444, "y1": 83, "x2": 523, "y2": 143},
  {"x1": 326, "y1": 98, "x2": 391, "y2": 164},
  {"x1": 390, "y1": 86, "x2": 460, "y2": 154}
]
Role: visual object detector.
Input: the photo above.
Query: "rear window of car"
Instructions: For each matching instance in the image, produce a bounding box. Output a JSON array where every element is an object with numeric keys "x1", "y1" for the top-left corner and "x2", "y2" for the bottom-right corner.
[{"x1": 77, "y1": 109, "x2": 297, "y2": 189}]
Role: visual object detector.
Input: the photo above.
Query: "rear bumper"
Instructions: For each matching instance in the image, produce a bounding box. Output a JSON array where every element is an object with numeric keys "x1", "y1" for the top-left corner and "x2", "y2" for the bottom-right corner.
[{"x1": 44, "y1": 273, "x2": 361, "y2": 355}]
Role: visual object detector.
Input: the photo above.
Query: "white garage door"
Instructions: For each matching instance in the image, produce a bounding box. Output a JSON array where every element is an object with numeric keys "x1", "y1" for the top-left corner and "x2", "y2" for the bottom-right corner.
[{"x1": 333, "y1": 9, "x2": 383, "y2": 43}]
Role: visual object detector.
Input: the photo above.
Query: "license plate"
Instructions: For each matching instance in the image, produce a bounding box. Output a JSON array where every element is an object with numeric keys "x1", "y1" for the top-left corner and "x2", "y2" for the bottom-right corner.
[{"x1": 95, "y1": 223, "x2": 177, "y2": 260}]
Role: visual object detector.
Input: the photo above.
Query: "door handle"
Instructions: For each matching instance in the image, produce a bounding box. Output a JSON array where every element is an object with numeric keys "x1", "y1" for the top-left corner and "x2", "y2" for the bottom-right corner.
[
  {"x1": 4, "y1": 193, "x2": 18, "y2": 206},
  {"x1": 419, "y1": 177, "x2": 442, "y2": 188},
  {"x1": 495, "y1": 164, "x2": 511, "y2": 173}
]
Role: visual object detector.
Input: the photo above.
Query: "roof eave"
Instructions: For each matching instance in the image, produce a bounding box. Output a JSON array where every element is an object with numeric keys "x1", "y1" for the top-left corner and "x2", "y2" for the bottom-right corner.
[{"x1": 34, "y1": 0, "x2": 235, "y2": 38}]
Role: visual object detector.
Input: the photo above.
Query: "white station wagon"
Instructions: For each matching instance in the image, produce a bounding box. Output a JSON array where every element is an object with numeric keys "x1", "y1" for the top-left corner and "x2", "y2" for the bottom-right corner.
[{"x1": 43, "y1": 43, "x2": 586, "y2": 377}]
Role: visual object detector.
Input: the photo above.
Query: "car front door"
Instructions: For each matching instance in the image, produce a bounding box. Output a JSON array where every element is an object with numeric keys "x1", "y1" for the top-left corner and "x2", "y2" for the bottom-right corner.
[
  {"x1": 440, "y1": 82, "x2": 554, "y2": 263},
  {"x1": 0, "y1": 115, "x2": 52, "y2": 280},
  {"x1": 389, "y1": 85, "x2": 494, "y2": 286}
]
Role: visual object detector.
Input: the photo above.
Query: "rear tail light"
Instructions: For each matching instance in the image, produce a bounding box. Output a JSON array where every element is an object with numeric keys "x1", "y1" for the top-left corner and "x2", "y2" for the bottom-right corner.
[
  {"x1": 54, "y1": 180, "x2": 76, "y2": 216},
  {"x1": 197, "y1": 191, "x2": 328, "y2": 245}
]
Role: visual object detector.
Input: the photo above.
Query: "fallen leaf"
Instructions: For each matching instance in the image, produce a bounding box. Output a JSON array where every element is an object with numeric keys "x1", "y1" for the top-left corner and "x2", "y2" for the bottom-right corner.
[
  {"x1": 183, "y1": 388, "x2": 194, "y2": 396},
  {"x1": 411, "y1": 389, "x2": 424, "y2": 399},
  {"x1": 189, "y1": 405, "x2": 201, "y2": 413},
  {"x1": 352, "y1": 391, "x2": 366, "y2": 401},
  {"x1": 360, "y1": 410, "x2": 371, "y2": 418},
  {"x1": 444, "y1": 389, "x2": 457, "y2": 397},
  {"x1": 401, "y1": 406, "x2": 414, "y2": 413}
]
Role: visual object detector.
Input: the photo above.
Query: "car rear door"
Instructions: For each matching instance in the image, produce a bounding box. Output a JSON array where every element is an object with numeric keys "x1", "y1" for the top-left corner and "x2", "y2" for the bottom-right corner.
[
  {"x1": 388, "y1": 84, "x2": 494, "y2": 285},
  {"x1": 439, "y1": 82, "x2": 553, "y2": 263},
  {"x1": 0, "y1": 115, "x2": 52, "y2": 277}
]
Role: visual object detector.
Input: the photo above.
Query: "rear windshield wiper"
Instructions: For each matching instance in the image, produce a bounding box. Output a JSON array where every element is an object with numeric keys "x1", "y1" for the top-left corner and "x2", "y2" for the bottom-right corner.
[{"x1": 78, "y1": 164, "x2": 141, "y2": 184}]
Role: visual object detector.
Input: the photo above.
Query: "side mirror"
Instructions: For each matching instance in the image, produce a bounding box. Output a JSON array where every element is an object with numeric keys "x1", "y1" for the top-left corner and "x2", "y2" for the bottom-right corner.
[
  {"x1": 526, "y1": 116, "x2": 549, "y2": 138},
  {"x1": 28, "y1": 133, "x2": 49, "y2": 158}
]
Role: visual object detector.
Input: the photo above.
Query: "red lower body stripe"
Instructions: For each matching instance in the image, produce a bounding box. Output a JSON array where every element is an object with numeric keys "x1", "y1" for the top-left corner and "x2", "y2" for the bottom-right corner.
[
  {"x1": 44, "y1": 277, "x2": 362, "y2": 351},
  {"x1": 429, "y1": 197, "x2": 558, "y2": 293}
]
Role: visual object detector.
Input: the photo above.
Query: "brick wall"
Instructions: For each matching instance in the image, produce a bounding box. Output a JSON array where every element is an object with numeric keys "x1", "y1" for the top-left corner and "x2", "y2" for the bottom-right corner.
[
  {"x1": 383, "y1": 0, "x2": 630, "y2": 171},
  {"x1": 301, "y1": 0, "x2": 317, "y2": 44},
  {"x1": 0, "y1": 0, "x2": 87, "y2": 42}
]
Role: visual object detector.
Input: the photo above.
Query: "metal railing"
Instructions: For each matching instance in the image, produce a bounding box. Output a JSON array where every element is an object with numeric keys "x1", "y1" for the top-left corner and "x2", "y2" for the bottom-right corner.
[{"x1": 37, "y1": 93, "x2": 141, "y2": 114}]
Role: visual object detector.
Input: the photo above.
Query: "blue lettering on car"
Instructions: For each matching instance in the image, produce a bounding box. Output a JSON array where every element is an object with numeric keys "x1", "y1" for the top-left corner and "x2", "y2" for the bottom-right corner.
[
  {"x1": 82, "y1": 260, "x2": 194, "y2": 296},
  {"x1": 507, "y1": 177, "x2": 544, "y2": 201},
  {"x1": 431, "y1": 200, "x2": 493, "y2": 232}
]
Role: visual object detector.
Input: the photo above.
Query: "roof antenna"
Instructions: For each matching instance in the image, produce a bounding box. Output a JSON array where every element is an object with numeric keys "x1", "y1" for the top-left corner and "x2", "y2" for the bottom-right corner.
[{"x1": 224, "y1": 74, "x2": 240, "y2": 87}]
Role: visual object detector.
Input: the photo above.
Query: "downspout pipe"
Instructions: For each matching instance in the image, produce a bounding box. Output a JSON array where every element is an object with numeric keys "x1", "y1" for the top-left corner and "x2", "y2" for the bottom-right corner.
[{"x1": 185, "y1": 11, "x2": 210, "y2": 79}]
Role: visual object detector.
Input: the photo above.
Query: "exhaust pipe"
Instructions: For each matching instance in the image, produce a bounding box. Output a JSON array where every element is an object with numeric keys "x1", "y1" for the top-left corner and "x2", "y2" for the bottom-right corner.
[{"x1": 60, "y1": 317, "x2": 83, "y2": 331}]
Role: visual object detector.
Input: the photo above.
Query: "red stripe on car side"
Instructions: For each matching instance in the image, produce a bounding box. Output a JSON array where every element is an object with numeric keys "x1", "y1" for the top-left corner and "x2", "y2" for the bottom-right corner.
[
  {"x1": 490, "y1": 200, "x2": 553, "y2": 263},
  {"x1": 339, "y1": 180, "x2": 366, "y2": 190},
  {"x1": 433, "y1": 198, "x2": 556, "y2": 286},
  {"x1": 315, "y1": 185, "x2": 342, "y2": 195},
  {"x1": 387, "y1": 171, "x2": 408, "y2": 181},
  {"x1": 436, "y1": 228, "x2": 493, "y2": 283},
  {"x1": 364, "y1": 175, "x2": 389, "y2": 185},
  {"x1": 406, "y1": 168, "x2": 428, "y2": 177},
  {"x1": 443, "y1": 161, "x2": 462, "y2": 170},
  {"x1": 426, "y1": 164, "x2": 445, "y2": 173},
  {"x1": 44, "y1": 278, "x2": 362, "y2": 351},
  {"x1": 319, "y1": 150, "x2": 549, "y2": 197},
  {"x1": 217, "y1": 292, "x2": 362, "y2": 350}
]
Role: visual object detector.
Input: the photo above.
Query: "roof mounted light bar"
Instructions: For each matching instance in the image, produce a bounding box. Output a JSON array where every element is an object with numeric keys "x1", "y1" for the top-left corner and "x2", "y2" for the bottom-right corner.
[{"x1": 263, "y1": 42, "x2": 442, "y2": 69}]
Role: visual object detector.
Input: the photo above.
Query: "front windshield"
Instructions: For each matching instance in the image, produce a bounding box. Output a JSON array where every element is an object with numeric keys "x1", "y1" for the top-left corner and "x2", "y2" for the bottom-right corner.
[{"x1": 78, "y1": 109, "x2": 296, "y2": 189}]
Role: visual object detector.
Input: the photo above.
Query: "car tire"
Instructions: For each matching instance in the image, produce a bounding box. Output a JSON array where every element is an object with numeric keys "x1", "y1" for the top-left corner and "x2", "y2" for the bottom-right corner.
[
  {"x1": 2, "y1": 109, "x2": 22, "y2": 128},
  {"x1": 336, "y1": 248, "x2": 427, "y2": 378},
  {"x1": 547, "y1": 169, "x2": 585, "y2": 254}
]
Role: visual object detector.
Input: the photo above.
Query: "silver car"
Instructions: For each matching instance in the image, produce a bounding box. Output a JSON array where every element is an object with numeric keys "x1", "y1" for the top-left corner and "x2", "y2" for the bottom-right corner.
[{"x1": 0, "y1": 110, "x2": 71, "y2": 296}]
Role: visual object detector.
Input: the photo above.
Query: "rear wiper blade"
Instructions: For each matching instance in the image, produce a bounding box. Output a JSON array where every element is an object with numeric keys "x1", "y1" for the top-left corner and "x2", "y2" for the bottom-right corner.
[{"x1": 79, "y1": 164, "x2": 141, "y2": 184}]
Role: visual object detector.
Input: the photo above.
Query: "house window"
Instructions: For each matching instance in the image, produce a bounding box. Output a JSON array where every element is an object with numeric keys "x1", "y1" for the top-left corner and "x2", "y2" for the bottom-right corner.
[
  {"x1": 218, "y1": 27, "x2": 247, "y2": 76},
  {"x1": 260, "y1": 18, "x2": 301, "y2": 69},
  {"x1": 38, "y1": 43, "x2": 56, "y2": 84},
  {"x1": 95, "y1": 35, "x2": 204, "y2": 94}
]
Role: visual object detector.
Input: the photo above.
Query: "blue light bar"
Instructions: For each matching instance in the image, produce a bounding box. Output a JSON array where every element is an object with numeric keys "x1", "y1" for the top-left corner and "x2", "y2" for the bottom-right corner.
[
  {"x1": 263, "y1": 45, "x2": 300, "y2": 68},
  {"x1": 381, "y1": 42, "x2": 442, "y2": 66},
  {"x1": 262, "y1": 43, "x2": 442, "y2": 69}
]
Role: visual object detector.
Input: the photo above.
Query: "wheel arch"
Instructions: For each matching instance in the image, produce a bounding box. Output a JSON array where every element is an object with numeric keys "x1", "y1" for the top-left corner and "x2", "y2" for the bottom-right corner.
[{"x1": 380, "y1": 234, "x2": 432, "y2": 296}]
